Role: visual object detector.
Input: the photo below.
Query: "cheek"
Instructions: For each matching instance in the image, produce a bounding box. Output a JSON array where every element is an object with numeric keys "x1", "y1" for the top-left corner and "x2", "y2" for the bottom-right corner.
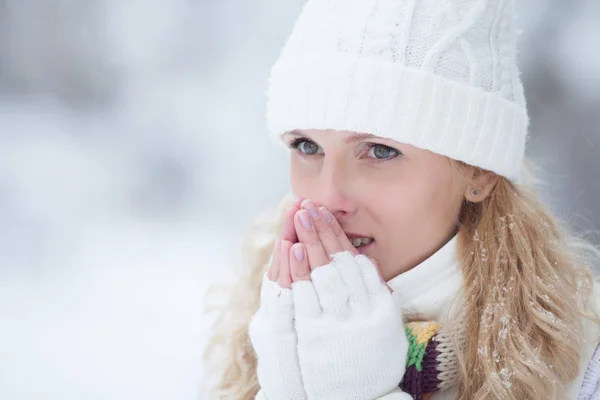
[
  {"x1": 379, "y1": 164, "x2": 460, "y2": 233},
  {"x1": 413, "y1": 169, "x2": 459, "y2": 219},
  {"x1": 377, "y1": 179, "x2": 429, "y2": 228},
  {"x1": 427, "y1": 166, "x2": 464, "y2": 219},
  {"x1": 290, "y1": 157, "x2": 315, "y2": 197}
]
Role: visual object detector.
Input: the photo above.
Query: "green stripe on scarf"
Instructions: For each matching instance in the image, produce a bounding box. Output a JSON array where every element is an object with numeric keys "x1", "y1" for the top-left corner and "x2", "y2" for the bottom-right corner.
[{"x1": 405, "y1": 326, "x2": 427, "y2": 371}]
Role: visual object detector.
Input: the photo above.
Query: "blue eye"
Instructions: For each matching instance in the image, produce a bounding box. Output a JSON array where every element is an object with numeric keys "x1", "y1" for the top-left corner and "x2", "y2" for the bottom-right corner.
[
  {"x1": 286, "y1": 137, "x2": 400, "y2": 162},
  {"x1": 367, "y1": 144, "x2": 400, "y2": 160},
  {"x1": 288, "y1": 138, "x2": 323, "y2": 155}
]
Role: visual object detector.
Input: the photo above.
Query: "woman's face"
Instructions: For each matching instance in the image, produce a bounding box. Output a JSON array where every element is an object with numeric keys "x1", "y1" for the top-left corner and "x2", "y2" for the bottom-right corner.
[{"x1": 285, "y1": 129, "x2": 467, "y2": 281}]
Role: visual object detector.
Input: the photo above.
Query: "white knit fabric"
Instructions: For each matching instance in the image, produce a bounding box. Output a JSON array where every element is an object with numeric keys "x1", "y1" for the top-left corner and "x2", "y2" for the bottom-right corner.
[
  {"x1": 249, "y1": 275, "x2": 306, "y2": 400},
  {"x1": 250, "y1": 252, "x2": 412, "y2": 400},
  {"x1": 387, "y1": 236, "x2": 600, "y2": 400},
  {"x1": 266, "y1": 0, "x2": 529, "y2": 181},
  {"x1": 250, "y1": 236, "x2": 600, "y2": 399},
  {"x1": 387, "y1": 235, "x2": 462, "y2": 323},
  {"x1": 293, "y1": 252, "x2": 409, "y2": 399},
  {"x1": 254, "y1": 388, "x2": 412, "y2": 400},
  {"x1": 579, "y1": 344, "x2": 600, "y2": 400}
]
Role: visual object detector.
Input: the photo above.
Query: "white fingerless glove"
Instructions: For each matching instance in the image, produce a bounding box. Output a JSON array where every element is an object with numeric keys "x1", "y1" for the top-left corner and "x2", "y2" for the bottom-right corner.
[
  {"x1": 292, "y1": 251, "x2": 410, "y2": 400},
  {"x1": 248, "y1": 275, "x2": 307, "y2": 400}
]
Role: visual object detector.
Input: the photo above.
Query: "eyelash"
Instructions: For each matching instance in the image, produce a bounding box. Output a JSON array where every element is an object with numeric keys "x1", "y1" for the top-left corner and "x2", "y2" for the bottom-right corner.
[{"x1": 287, "y1": 137, "x2": 401, "y2": 163}]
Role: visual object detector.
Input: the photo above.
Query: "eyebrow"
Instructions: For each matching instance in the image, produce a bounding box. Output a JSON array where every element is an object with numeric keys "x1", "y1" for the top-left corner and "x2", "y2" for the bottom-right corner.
[
  {"x1": 288, "y1": 130, "x2": 377, "y2": 143},
  {"x1": 343, "y1": 133, "x2": 377, "y2": 143}
]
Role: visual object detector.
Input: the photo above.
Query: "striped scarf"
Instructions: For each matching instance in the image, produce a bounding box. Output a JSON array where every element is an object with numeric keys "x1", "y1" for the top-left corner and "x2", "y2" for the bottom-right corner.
[{"x1": 400, "y1": 322, "x2": 459, "y2": 399}]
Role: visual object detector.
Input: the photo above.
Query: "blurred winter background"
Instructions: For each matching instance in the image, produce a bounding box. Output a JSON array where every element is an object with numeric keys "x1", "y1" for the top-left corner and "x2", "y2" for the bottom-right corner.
[{"x1": 0, "y1": 1, "x2": 598, "y2": 399}]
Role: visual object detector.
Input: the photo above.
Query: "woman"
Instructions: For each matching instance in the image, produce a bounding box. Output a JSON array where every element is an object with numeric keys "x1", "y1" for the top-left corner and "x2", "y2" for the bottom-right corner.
[{"x1": 204, "y1": 0, "x2": 600, "y2": 398}]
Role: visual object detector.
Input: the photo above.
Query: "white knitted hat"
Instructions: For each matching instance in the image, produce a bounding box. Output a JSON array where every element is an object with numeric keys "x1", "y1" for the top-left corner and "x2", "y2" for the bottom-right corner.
[{"x1": 266, "y1": 0, "x2": 530, "y2": 181}]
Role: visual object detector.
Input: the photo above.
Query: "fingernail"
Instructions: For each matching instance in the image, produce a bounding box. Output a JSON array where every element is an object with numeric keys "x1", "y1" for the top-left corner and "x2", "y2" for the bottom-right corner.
[
  {"x1": 293, "y1": 244, "x2": 304, "y2": 261},
  {"x1": 304, "y1": 200, "x2": 320, "y2": 219},
  {"x1": 299, "y1": 210, "x2": 313, "y2": 229},
  {"x1": 319, "y1": 207, "x2": 333, "y2": 224}
]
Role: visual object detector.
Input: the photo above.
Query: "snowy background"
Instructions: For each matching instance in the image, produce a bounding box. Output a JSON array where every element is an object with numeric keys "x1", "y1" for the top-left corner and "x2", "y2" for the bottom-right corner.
[{"x1": 0, "y1": 1, "x2": 598, "y2": 399}]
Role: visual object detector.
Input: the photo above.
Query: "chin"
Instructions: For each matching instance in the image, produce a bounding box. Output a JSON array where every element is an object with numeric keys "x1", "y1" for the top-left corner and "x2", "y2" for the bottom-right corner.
[{"x1": 357, "y1": 242, "x2": 383, "y2": 269}]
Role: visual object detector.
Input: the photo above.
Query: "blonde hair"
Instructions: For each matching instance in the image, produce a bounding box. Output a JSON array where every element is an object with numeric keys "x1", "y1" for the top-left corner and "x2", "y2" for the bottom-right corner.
[
  {"x1": 453, "y1": 163, "x2": 600, "y2": 399},
  {"x1": 202, "y1": 194, "x2": 293, "y2": 399},
  {"x1": 203, "y1": 165, "x2": 600, "y2": 400}
]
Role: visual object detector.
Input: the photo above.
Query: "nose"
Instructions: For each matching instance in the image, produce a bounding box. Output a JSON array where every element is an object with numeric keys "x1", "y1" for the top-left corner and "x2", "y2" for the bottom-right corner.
[{"x1": 310, "y1": 160, "x2": 356, "y2": 221}]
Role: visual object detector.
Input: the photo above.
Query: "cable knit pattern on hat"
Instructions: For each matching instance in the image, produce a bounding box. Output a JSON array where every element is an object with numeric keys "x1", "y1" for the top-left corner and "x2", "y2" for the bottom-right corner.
[{"x1": 266, "y1": 0, "x2": 529, "y2": 180}]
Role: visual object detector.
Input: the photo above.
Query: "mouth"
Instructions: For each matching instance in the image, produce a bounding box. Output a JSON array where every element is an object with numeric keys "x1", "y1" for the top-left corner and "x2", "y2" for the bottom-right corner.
[{"x1": 346, "y1": 234, "x2": 375, "y2": 253}]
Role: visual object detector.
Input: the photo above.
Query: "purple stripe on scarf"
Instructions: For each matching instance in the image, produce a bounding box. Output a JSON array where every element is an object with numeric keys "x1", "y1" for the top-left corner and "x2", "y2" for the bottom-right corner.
[
  {"x1": 400, "y1": 338, "x2": 442, "y2": 399},
  {"x1": 422, "y1": 339, "x2": 441, "y2": 393},
  {"x1": 400, "y1": 364, "x2": 422, "y2": 400}
]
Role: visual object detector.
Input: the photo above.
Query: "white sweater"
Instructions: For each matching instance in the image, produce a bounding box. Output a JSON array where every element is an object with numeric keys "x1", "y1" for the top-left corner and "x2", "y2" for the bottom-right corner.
[
  {"x1": 386, "y1": 236, "x2": 600, "y2": 400},
  {"x1": 254, "y1": 236, "x2": 600, "y2": 399}
]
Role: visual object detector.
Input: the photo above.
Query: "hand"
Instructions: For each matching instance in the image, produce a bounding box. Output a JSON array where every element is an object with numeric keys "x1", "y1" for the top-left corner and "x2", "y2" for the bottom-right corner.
[
  {"x1": 248, "y1": 202, "x2": 307, "y2": 400},
  {"x1": 288, "y1": 200, "x2": 408, "y2": 400}
]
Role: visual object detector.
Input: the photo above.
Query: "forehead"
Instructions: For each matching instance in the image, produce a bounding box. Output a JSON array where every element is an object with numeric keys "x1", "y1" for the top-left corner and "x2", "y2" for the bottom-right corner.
[{"x1": 287, "y1": 129, "x2": 384, "y2": 144}]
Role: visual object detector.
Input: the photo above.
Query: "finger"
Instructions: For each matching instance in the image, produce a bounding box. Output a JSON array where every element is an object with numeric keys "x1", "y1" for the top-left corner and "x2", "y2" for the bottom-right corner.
[
  {"x1": 267, "y1": 239, "x2": 281, "y2": 281},
  {"x1": 278, "y1": 240, "x2": 293, "y2": 289},
  {"x1": 292, "y1": 195, "x2": 304, "y2": 208},
  {"x1": 281, "y1": 206, "x2": 299, "y2": 244},
  {"x1": 329, "y1": 251, "x2": 369, "y2": 307},
  {"x1": 290, "y1": 243, "x2": 310, "y2": 282},
  {"x1": 355, "y1": 254, "x2": 390, "y2": 296},
  {"x1": 294, "y1": 209, "x2": 330, "y2": 271},
  {"x1": 323, "y1": 208, "x2": 359, "y2": 256},
  {"x1": 310, "y1": 264, "x2": 350, "y2": 317},
  {"x1": 259, "y1": 274, "x2": 277, "y2": 314},
  {"x1": 362, "y1": 256, "x2": 393, "y2": 293},
  {"x1": 267, "y1": 284, "x2": 294, "y2": 333},
  {"x1": 291, "y1": 280, "x2": 321, "y2": 319},
  {"x1": 300, "y1": 201, "x2": 344, "y2": 257}
]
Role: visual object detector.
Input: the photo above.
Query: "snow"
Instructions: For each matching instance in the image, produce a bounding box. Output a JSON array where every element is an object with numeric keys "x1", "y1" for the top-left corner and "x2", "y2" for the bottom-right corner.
[{"x1": 0, "y1": 0, "x2": 598, "y2": 399}]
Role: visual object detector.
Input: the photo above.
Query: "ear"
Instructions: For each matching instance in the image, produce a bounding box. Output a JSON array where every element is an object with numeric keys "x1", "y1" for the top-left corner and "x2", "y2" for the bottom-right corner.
[{"x1": 464, "y1": 168, "x2": 499, "y2": 203}]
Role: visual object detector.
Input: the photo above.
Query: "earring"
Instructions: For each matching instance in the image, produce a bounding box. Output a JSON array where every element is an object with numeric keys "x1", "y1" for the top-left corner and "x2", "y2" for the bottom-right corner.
[{"x1": 470, "y1": 188, "x2": 480, "y2": 197}]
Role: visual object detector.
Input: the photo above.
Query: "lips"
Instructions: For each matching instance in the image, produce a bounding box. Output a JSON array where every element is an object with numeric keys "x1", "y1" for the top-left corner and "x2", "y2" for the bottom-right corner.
[
  {"x1": 350, "y1": 237, "x2": 373, "y2": 247},
  {"x1": 355, "y1": 238, "x2": 375, "y2": 254},
  {"x1": 344, "y1": 232, "x2": 375, "y2": 251}
]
